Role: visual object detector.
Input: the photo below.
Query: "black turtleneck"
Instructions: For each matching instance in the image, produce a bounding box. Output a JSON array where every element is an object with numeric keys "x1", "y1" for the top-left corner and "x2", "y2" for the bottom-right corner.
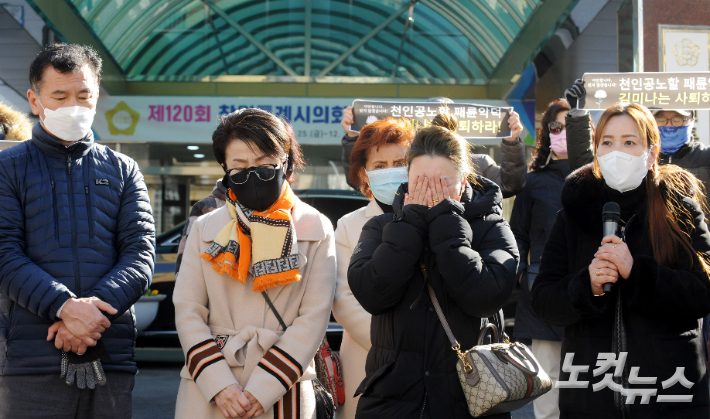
[
  {"x1": 374, "y1": 198, "x2": 393, "y2": 214},
  {"x1": 603, "y1": 178, "x2": 647, "y2": 222}
]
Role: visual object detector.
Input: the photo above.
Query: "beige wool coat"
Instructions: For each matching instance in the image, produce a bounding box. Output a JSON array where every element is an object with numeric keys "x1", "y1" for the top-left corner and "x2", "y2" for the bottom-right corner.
[
  {"x1": 173, "y1": 197, "x2": 336, "y2": 419},
  {"x1": 332, "y1": 199, "x2": 382, "y2": 419}
]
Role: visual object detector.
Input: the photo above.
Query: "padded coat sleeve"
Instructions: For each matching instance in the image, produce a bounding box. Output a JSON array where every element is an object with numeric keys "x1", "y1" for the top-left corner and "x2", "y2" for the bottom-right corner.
[
  {"x1": 499, "y1": 137, "x2": 527, "y2": 198},
  {"x1": 348, "y1": 205, "x2": 428, "y2": 315},
  {"x1": 0, "y1": 157, "x2": 74, "y2": 321},
  {"x1": 87, "y1": 157, "x2": 155, "y2": 319},
  {"x1": 566, "y1": 112, "x2": 595, "y2": 171},
  {"x1": 426, "y1": 199, "x2": 518, "y2": 318},
  {"x1": 531, "y1": 211, "x2": 612, "y2": 327},
  {"x1": 509, "y1": 176, "x2": 533, "y2": 275}
]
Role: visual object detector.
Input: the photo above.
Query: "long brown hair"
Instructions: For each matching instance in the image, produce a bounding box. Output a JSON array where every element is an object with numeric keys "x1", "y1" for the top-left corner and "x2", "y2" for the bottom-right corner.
[
  {"x1": 593, "y1": 103, "x2": 710, "y2": 275},
  {"x1": 530, "y1": 99, "x2": 570, "y2": 171}
]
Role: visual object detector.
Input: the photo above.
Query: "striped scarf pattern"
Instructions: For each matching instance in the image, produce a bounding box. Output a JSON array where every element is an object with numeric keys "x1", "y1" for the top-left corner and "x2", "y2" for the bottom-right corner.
[{"x1": 201, "y1": 183, "x2": 301, "y2": 292}]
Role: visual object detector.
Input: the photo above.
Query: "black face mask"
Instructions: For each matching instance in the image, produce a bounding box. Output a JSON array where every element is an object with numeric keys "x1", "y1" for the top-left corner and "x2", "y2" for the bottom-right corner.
[{"x1": 227, "y1": 168, "x2": 286, "y2": 212}]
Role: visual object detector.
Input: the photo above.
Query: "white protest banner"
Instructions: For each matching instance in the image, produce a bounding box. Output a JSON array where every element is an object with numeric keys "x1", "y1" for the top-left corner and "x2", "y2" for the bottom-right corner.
[
  {"x1": 93, "y1": 96, "x2": 352, "y2": 144},
  {"x1": 581, "y1": 72, "x2": 710, "y2": 110},
  {"x1": 351, "y1": 99, "x2": 513, "y2": 139}
]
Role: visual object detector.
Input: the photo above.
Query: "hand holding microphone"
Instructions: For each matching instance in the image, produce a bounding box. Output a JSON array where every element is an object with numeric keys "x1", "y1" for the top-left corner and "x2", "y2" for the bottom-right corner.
[{"x1": 589, "y1": 202, "x2": 634, "y2": 296}]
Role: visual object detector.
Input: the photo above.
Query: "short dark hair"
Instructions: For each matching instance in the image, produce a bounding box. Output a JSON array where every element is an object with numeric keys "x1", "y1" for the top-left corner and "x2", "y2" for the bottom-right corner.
[
  {"x1": 29, "y1": 43, "x2": 102, "y2": 92},
  {"x1": 212, "y1": 108, "x2": 304, "y2": 182}
]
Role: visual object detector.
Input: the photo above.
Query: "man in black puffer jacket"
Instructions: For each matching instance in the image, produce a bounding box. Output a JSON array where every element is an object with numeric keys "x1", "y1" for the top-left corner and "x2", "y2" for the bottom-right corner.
[
  {"x1": 348, "y1": 177, "x2": 519, "y2": 418},
  {"x1": 0, "y1": 44, "x2": 155, "y2": 419}
]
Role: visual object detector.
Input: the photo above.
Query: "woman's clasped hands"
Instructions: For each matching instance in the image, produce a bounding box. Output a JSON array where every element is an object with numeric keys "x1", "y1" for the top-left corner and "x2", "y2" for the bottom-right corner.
[
  {"x1": 404, "y1": 175, "x2": 450, "y2": 208},
  {"x1": 214, "y1": 383, "x2": 265, "y2": 418},
  {"x1": 588, "y1": 234, "x2": 634, "y2": 296}
]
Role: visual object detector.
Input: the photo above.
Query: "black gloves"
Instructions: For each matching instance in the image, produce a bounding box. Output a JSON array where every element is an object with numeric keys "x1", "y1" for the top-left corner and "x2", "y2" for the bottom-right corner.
[
  {"x1": 61, "y1": 341, "x2": 110, "y2": 389},
  {"x1": 565, "y1": 79, "x2": 586, "y2": 109}
]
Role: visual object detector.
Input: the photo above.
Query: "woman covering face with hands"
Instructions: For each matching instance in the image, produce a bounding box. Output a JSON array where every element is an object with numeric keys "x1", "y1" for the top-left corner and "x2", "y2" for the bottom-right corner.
[
  {"x1": 531, "y1": 103, "x2": 710, "y2": 418},
  {"x1": 347, "y1": 113, "x2": 519, "y2": 419}
]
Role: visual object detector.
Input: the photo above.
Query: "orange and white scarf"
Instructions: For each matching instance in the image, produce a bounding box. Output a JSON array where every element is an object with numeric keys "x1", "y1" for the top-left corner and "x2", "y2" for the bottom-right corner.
[{"x1": 201, "y1": 183, "x2": 300, "y2": 292}]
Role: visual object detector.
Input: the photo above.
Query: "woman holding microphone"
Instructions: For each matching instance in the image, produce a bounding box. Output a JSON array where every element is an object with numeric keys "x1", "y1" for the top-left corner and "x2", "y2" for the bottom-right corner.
[{"x1": 531, "y1": 103, "x2": 710, "y2": 418}]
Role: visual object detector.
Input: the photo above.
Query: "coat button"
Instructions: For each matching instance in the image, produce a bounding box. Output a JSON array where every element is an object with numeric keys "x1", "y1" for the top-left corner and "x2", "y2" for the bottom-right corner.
[
  {"x1": 425, "y1": 371, "x2": 430, "y2": 377},
  {"x1": 429, "y1": 306, "x2": 434, "y2": 312}
]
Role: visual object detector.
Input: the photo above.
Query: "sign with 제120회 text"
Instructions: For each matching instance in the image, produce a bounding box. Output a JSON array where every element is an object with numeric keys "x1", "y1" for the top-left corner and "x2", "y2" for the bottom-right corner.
[
  {"x1": 93, "y1": 96, "x2": 353, "y2": 145},
  {"x1": 351, "y1": 100, "x2": 512, "y2": 140},
  {"x1": 580, "y1": 72, "x2": 710, "y2": 110}
]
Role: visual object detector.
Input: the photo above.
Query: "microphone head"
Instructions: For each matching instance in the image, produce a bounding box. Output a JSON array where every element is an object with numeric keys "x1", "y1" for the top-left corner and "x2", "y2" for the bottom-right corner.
[{"x1": 602, "y1": 202, "x2": 621, "y2": 222}]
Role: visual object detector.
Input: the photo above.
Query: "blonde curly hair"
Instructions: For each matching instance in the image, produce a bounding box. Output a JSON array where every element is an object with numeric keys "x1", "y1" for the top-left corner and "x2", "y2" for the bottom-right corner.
[{"x1": 0, "y1": 102, "x2": 33, "y2": 141}]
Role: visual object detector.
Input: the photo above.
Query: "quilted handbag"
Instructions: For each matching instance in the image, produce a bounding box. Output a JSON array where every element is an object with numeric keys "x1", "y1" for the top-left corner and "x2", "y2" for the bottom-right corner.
[
  {"x1": 427, "y1": 285, "x2": 553, "y2": 417},
  {"x1": 314, "y1": 335, "x2": 345, "y2": 407}
]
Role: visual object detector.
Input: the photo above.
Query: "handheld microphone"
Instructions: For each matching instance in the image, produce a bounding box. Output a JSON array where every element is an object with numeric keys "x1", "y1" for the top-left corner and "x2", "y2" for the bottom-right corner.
[{"x1": 601, "y1": 202, "x2": 621, "y2": 293}]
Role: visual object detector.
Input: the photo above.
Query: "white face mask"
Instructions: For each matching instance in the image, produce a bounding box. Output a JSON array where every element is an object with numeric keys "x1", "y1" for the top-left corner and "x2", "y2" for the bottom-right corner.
[
  {"x1": 39, "y1": 100, "x2": 95, "y2": 142},
  {"x1": 597, "y1": 150, "x2": 649, "y2": 193},
  {"x1": 366, "y1": 167, "x2": 408, "y2": 205}
]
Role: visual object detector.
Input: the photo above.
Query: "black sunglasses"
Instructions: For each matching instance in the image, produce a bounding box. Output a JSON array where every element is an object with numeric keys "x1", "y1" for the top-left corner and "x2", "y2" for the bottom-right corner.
[
  {"x1": 548, "y1": 121, "x2": 566, "y2": 134},
  {"x1": 227, "y1": 164, "x2": 280, "y2": 184}
]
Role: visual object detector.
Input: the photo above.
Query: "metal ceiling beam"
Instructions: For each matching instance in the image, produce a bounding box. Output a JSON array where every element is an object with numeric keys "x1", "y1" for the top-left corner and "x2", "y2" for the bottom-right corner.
[
  {"x1": 0, "y1": 6, "x2": 42, "y2": 100},
  {"x1": 488, "y1": 0, "x2": 578, "y2": 97},
  {"x1": 421, "y1": 0, "x2": 501, "y2": 68},
  {"x1": 304, "y1": 0, "x2": 311, "y2": 77},
  {"x1": 316, "y1": 2, "x2": 410, "y2": 77},
  {"x1": 204, "y1": 0, "x2": 298, "y2": 77},
  {"x1": 25, "y1": 0, "x2": 128, "y2": 94}
]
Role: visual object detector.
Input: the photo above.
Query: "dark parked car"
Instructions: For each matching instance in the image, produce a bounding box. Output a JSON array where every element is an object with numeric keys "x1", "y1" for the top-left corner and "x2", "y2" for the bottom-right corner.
[{"x1": 138, "y1": 189, "x2": 370, "y2": 350}]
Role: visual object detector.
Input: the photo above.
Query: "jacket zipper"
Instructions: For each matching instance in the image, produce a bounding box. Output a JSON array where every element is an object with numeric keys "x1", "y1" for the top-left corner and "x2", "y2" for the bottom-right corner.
[
  {"x1": 84, "y1": 183, "x2": 93, "y2": 238},
  {"x1": 5, "y1": 301, "x2": 15, "y2": 353},
  {"x1": 66, "y1": 154, "x2": 81, "y2": 296},
  {"x1": 50, "y1": 180, "x2": 59, "y2": 242},
  {"x1": 419, "y1": 393, "x2": 428, "y2": 419}
]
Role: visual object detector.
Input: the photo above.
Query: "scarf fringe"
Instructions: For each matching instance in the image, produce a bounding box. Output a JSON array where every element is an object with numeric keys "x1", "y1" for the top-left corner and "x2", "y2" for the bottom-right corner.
[
  {"x1": 201, "y1": 252, "x2": 246, "y2": 283},
  {"x1": 253, "y1": 269, "x2": 302, "y2": 293},
  {"x1": 200, "y1": 184, "x2": 300, "y2": 293}
]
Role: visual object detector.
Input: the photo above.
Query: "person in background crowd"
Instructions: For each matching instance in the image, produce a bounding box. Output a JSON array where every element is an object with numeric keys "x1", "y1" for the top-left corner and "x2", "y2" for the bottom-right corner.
[
  {"x1": 333, "y1": 117, "x2": 416, "y2": 419},
  {"x1": 0, "y1": 43, "x2": 155, "y2": 419},
  {"x1": 0, "y1": 102, "x2": 33, "y2": 141},
  {"x1": 340, "y1": 97, "x2": 527, "y2": 198},
  {"x1": 565, "y1": 80, "x2": 710, "y2": 192},
  {"x1": 510, "y1": 99, "x2": 576, "y2": 419},
  {"x1": 531, "y1": 103, "x2": 710, "y2": 418},
  {"x1": 173, "y1": 108, "x2": 336, "y2": 419},
  {"x1": 348, "y1": 114, "x2": 519, "y2": 418}
]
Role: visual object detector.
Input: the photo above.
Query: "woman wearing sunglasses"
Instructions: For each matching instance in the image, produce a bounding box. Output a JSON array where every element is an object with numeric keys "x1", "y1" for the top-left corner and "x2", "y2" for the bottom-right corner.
[
  {"x1": 510, "y1": 99, "x2": 575, "y2": 419},
  {"x1": 173, "y1": 108, "x2": 336, "y2": 419}
]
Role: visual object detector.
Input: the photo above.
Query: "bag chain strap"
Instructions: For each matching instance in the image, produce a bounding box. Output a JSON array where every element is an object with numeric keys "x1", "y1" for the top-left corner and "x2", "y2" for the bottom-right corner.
[{"x1": 422, "y1": 264, "x2": 474, "y2": 374}]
